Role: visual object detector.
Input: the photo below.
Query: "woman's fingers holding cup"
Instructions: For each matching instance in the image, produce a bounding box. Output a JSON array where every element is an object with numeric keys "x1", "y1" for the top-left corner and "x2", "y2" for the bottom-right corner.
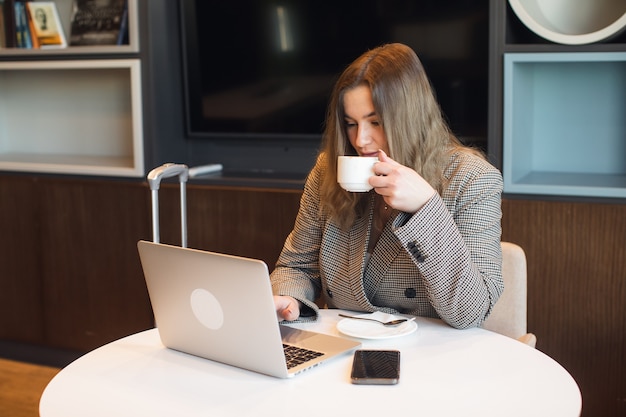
[
  {"x1": 376, "y1": 150, "x2": 401, "y2": 167},
  {"x1": 372, "y1": 150, "x2": 401, "y2": 176},
  {"x1": 369, "y1": 167, "x2": 389, "y2": 188}
]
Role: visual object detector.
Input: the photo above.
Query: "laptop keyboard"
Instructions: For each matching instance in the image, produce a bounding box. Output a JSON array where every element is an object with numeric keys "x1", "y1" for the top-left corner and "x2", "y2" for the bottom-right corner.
[{"x1": 283, "y1": 344, "x2": 323, "y2": 369}]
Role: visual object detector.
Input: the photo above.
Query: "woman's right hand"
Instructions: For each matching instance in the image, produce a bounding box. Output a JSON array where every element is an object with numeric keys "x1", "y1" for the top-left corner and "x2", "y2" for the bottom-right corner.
[
  {"x1": 371, "y1": 150, "x2": 436, "y2": 213},
  {"x1": 273, "y1": 295, "x2": 301, "y2": 322}
]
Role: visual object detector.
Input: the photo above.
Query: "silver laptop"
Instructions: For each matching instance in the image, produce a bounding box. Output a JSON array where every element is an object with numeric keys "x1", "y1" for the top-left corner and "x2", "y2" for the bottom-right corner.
[{"x1": 137, "y1": 240, "x2": 361, "y2": 378}]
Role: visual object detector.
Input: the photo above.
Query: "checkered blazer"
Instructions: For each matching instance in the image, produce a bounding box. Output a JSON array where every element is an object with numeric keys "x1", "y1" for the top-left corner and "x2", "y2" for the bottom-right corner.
[{"x1": 270, "y1": 150, "x2": 504, "y2": 329}]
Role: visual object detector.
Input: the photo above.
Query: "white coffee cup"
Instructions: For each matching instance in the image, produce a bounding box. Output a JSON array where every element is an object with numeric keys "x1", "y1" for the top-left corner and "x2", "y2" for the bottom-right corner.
[{"x1": 337, "y1": 156, "x2": 378, "y2": 192}]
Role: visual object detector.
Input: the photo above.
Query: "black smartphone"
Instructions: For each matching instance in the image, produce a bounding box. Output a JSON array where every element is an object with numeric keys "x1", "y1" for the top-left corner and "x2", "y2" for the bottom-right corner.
[{"x1": 350, "y1": 349, "x2": 400, "y2": 385}]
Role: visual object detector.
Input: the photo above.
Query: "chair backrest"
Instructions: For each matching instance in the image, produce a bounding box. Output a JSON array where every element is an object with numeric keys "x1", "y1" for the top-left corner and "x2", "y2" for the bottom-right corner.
[{"x1": 482, "y1": 242, "x2": 528, "y2": 339}]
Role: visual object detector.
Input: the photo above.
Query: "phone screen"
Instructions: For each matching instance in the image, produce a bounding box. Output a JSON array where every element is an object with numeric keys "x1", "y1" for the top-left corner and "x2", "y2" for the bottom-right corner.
[{"x1": 350, "y1": 349, "x2": 400, "y2": 385}]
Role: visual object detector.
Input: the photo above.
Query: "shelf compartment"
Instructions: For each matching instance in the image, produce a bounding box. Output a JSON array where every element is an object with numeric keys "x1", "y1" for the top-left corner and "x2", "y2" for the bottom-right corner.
[
  {"x1": 503, "y1": 52, "x2": 626, "y2": 198},
  {"x1": 0, "y1": 59, "x2": 144, "y2": 177},
  {"x1": 0, "y1": 0, "x2": 139, "y2": 56}
]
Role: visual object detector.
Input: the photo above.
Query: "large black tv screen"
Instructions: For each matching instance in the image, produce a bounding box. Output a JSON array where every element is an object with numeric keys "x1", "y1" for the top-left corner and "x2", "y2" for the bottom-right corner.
[{"x1": 179, "y1": 0, "x2": 489, "y2": 144}]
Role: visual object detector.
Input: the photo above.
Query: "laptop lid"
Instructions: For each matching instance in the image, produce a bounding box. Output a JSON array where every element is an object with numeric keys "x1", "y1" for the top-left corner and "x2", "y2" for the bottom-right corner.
[{"x1": 137, "y1": 240, "x2": 360, "y2": 378}]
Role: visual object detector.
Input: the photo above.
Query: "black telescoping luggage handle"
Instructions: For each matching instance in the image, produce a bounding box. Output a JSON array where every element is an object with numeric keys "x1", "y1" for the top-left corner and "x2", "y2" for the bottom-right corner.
[{"x1": 147, "y1": 163, "x2": 189, "y2": 248}]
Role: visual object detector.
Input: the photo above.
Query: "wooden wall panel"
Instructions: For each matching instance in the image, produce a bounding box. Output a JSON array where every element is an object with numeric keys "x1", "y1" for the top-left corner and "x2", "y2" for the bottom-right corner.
[
  {"x1": 39, "y1": 179, "x2": 154, "y2": 351},
  {"x1": 0, "y1": 176, "x2": 44, "y2": 343},
  {"x1": 502, "y1": 198, "x2": 626, "y2": 417},
  {"x1": 1, "y1": 177, "x2": 302, "y2": 353}
]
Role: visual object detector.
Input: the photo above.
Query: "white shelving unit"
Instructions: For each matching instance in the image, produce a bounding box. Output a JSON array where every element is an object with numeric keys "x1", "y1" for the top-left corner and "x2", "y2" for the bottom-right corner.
[
  {"x1": 0, "y1": 0, "x2": 144, "y2": 177},
  {"x1": 0, "y1": 59, "x2": 143, "y2": 176},
  {"x1": 503, "y1": 52, "x2": 626, "y2": 198}
]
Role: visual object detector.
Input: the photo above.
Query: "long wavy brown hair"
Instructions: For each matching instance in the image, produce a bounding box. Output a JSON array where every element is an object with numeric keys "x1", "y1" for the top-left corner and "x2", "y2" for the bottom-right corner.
[{"x1": 319, "y1": 43, "x2": 471, "y2": 229}]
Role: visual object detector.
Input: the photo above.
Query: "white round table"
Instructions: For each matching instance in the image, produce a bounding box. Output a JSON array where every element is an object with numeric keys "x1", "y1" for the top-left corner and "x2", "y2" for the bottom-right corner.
[{"x1": 40, "y1": 309, "x2": 581, "y2": 417}]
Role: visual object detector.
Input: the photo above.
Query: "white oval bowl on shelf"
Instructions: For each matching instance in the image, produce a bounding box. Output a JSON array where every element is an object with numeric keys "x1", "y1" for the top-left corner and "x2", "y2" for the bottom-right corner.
[{"x1": 508, "y1": 0, "x2": 626, "y2": 45}]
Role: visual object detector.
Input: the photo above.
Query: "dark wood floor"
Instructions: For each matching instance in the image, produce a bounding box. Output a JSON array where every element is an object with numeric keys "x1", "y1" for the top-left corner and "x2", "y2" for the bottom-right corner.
[{"x1": 0, "y1": 358, "x2": 60, "y2": 417}]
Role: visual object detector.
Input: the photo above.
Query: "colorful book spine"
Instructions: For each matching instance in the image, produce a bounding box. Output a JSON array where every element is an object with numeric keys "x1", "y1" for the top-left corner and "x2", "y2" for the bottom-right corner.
[
  {"x1": 13, "y1": 0, "x2": 22, "y2": 47},
  {"x1": 16, "y1": 1, "x2": 33, "y2": 48}
]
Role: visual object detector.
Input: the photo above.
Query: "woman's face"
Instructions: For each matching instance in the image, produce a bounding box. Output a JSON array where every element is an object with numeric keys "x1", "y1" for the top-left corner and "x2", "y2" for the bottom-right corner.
[{"x1": 343, "y1": 85, "x2": 389, "y2": 157}]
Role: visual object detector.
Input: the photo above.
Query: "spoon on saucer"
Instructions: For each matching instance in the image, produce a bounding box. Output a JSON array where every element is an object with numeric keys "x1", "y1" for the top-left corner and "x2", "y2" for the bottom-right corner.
[{"x1": 338, "y1": 313, "x2": 414, "y2": 326}]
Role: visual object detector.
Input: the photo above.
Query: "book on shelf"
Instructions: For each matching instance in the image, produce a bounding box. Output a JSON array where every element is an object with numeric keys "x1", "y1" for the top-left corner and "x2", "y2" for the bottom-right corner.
[
  {"x1": 24, "y1": 1, "x2": 39, "y2": 48},
  {"x1": 69, "y1": 0, "x2": 128, "y2": 46},
  {"x1": 13, "y1": 0, "x2": 32, "y2": 48},
  {"x1": 25, "y1": 1, "x2": 67, "y2": 48}
]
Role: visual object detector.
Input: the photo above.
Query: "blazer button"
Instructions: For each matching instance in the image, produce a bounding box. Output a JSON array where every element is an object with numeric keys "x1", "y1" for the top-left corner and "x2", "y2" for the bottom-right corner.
[
  {"x1": 407, "y1": 241, "x2": 425, "y2": 262},
  {"x1": 410, "y1": 248, "x2": 425, "y2": 262},
  {"x1": 326, "y1": 288, "x2": 333, "y2": 298},
  {"x1": 404, "y1": 288, "x2": 417, "y2": 298}
]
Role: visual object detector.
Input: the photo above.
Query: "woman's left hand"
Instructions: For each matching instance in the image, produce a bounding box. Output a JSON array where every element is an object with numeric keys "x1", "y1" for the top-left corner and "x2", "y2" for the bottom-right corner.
[
  {"x1": 273, "y1": 295, "x2": 301, "y2": 321},
  {"x1": 369, "y1": 150, "x2": 436, "y2": 213}
]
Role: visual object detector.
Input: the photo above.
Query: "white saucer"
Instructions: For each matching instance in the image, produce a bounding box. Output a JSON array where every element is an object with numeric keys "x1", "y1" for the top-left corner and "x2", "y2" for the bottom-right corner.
[{"x1": 336, "y1": 312, "x2": 418, "y2": 340}]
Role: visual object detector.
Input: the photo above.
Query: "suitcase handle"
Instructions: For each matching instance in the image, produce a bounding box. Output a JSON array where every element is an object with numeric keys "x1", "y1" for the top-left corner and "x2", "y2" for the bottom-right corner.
[{"x1": 147, "y1": 163, "x2": 189, "y2": 247}]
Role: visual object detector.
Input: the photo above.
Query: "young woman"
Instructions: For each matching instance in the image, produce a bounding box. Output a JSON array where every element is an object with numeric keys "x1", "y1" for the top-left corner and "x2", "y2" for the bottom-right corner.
[{"x1": 271, "y1": 43, "x2": 503, "y2": 329}]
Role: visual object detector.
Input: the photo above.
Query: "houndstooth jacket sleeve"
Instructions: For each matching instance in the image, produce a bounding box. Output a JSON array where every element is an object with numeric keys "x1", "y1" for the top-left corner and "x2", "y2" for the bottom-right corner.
[{"x1": 270, "y1": 151, "x2": 504, "y2": 329}]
